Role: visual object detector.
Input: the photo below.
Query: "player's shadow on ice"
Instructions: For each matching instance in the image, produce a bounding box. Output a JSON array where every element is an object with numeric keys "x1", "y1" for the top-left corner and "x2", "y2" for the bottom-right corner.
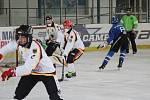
[{"x1": 95, "y1": 68, "x2": 122, "y2": 73}]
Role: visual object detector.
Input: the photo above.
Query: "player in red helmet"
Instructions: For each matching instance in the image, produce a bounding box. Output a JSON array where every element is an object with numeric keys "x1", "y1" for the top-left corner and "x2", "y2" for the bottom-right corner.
[
  {"x1": 63, "y1": 19, "x2": 73, "y2": 29},
  {"x1": 62, "y1": 19, "x2": 85, "y2": 78}
]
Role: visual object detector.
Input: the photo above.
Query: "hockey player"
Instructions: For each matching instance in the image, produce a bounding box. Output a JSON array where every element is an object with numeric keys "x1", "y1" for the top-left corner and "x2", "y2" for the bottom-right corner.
[
  {"x1": 98, "y1": 16, "x2": 128, "y2": 70},
  {"x1": 45, "y1": 16, "x2": 65, "y2": 66},
  {"x1": 45, "y1": 15, "x2": 64, "y2": 53},
  {"x1": 0, "y1": 25, "x2": 63, "y2": 100},
  {"x1": 62, "y1": 19, "x2": 85, "y2": 78}
]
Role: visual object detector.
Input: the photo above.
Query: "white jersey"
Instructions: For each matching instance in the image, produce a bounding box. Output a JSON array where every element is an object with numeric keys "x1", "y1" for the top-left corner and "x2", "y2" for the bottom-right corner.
[
  {"x1": 63, "y1": 28, "x2": 85, "y2": 55},
  {"x1": 0, "y1": 40, "x2": 55, "y2": 77},
  {"x1": 47, "y1": 23, "x2": 64, "y2": 49}
]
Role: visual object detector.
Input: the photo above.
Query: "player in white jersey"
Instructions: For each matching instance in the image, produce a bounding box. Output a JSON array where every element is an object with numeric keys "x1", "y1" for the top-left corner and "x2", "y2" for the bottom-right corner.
[
  {"x1": 45, "y1": 16, "x2": 65, "y2": 66},
  {"x1": 62, "y1": 19, "x2": 85, "y2": 78},
  {"x1": 0, "y1": 25, "x2": 63, "y2": 100},
  {"x1": 45, "y1": 16, "x2": 64, "y2": 55}
]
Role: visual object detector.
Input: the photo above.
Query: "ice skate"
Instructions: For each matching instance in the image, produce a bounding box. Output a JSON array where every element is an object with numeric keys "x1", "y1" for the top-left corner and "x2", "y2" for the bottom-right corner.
[
  {"x1": 71, "y1": 72, "x2": 76, "y2": 77},
  {"x1": 99, "y1": 65, "x2": 105, "y2": 70},
  {"x1": 65, "y1": 71, "x2": 76, "y2": 78},
  {"x1": 117, "y1": 63, "x2": 122, "y2": 70},
  {"x1": 133, "y1": 51, "x2": 137, "y2": 54}
]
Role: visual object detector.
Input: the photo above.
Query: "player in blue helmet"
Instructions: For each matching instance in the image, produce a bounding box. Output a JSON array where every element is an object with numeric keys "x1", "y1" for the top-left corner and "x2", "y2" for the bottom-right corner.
[
  {"x1": 111, "y1": 16, "x2": 119, "y2": 24},
  {"x1": 98, "y1": 16, "x2": 128, "y2": 69}
]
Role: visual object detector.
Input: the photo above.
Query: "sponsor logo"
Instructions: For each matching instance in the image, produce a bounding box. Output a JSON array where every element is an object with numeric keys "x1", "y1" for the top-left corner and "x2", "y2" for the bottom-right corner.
[
  {"x1": 1, "y1": 31, "x2": 15, "y2": 40},
  {"x1": 33, "y1": 49, "x2": 37, "y2": 54},
  {"x1": 0, "y1": 30, "x2": 15, "y2": 48},
  {"x1": 137, "y1": 30, "x2": 150, "y2": 39},
  {"x1": 82, "y1": 34, "x2": 108, "y2": 42},
  {"x1": 0, "y1": 40, "x2": 10, "y2": 48},
  {"x1": 75, "y1": 25, "x2": 150, "y2": 47}
]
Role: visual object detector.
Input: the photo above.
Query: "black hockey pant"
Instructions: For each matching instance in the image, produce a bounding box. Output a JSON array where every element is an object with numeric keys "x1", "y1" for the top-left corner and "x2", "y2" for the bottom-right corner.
[
  {"x1": 126, "y1": 31, "x2": 137, "y2": 53},
  {"x1": 14, "y1": 75, "x2": 63, "y2": 100}
]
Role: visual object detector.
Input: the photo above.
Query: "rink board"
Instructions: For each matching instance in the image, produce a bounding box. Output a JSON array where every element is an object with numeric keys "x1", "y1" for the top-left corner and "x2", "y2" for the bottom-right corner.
[{"x1": 0, "y1": 23, "x2": 150, "y2": 65}]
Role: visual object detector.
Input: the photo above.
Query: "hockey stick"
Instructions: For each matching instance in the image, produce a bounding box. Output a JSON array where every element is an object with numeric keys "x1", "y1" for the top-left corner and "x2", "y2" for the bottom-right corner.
[
  {"x1": 58, "y1": 59, "x2": 65, "y2": 82},
  {"x1": 16, "y1": 44, "x2": 19, "y2": 67}
]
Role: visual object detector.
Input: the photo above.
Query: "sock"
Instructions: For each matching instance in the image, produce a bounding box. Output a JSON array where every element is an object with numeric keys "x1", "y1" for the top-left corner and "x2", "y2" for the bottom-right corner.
[{"x1": 67, "y1": 63, "x2": 76, "y2": 73}]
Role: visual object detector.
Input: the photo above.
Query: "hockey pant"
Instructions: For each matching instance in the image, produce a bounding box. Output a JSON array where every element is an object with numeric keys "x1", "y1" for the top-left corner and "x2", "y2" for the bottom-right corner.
[
  {"x1": 66, "y1": 48, "x2": 84, "y2": 64},
  {"x1": 126, "y1": 31, "x2": 137, "y2": 53},
  {"x1": 110, "y1": 34, "x2": 128, "y2": 53},
  {"x1": 14, "y1": 75, "x2": 63, "y2": 100}
]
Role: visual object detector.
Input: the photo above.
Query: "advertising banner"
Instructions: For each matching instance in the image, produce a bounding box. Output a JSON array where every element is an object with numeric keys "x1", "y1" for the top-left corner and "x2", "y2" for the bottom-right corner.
[
  {"x1": 74, "y1": 23, "x2": 150, "y2": 47},
  {"x1": 0, "y1": 23, "x2": 150, "y2": 48},
  {"x1": 0, "y1": 23, "x2": 150, "y2": 64}
]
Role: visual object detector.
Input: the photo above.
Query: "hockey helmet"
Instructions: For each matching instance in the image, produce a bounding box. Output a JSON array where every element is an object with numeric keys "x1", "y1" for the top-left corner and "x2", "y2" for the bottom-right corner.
[
  {"x1": 15, "y1": 25, "x2": 33, "y2": 47},
  {"x1": 111, "y1": 16, "x2": 119, "y2": 24},
  {"x1": 46, "y1": 15, "x2": 53, "y2": 20},
  {"x1": 63, "y1": 19, "x2": 73, "y2": 29}
]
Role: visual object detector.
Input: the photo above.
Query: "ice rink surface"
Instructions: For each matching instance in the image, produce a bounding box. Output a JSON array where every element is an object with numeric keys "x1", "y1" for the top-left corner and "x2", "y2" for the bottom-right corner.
[{"x1": 0, "y1": 49, "x2": 150, "y2": 100}]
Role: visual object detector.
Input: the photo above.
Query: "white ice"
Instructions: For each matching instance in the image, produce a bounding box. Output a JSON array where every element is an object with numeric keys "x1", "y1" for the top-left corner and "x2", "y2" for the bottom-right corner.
[{"x1": 0, "y1": 49, "x2": 150, "y2": 100}]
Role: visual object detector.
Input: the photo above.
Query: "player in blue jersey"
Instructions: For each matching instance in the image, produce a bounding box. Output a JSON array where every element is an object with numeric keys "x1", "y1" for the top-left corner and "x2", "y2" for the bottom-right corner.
[{"x1": 98, "y1": 16, "x2": 128, "y2": 69}]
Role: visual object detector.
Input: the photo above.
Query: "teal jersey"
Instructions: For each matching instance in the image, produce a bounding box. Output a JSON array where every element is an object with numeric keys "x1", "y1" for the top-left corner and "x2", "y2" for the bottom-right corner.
[{"x1": 120, "y1": 15, "x2": 138, "y2": 32}]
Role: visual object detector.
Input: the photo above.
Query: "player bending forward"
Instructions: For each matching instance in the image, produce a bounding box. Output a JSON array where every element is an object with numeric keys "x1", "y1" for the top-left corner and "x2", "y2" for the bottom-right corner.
[
  {"x1": 98, "y1": 16, "x2": 128, "y2": 70},
  {"x1": 62, "y1": 19, "x2": 85, "y2": 78},
  {"x1": 45, "y1": 15, "x2": 66, "y2": 66},
  {"x1": 0, "y1": 25, "x2": 63, "y2": 100}
]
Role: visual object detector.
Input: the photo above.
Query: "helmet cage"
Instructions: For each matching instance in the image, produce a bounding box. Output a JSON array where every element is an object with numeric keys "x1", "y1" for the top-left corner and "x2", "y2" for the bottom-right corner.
[{"x1": 45, "y1": 16, "x2": 53, "y2": 21}]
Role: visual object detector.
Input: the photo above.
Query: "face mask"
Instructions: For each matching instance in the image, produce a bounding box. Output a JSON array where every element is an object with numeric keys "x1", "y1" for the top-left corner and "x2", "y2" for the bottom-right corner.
[
  {"x1": 18, "y1": 35, "x2": 28, "y2": 47},
  {"x1": 64, "y1": 29, "x2": 69, "y2": 32}
]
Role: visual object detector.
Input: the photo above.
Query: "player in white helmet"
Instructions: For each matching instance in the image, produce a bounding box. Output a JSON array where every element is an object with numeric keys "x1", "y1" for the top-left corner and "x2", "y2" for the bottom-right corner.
[
  {"x1": 45, "y1": 16, "x2": 65, "y2": 66},
  {"x1": 45, "y1": 15, "x2": 64, "y2": 54}
]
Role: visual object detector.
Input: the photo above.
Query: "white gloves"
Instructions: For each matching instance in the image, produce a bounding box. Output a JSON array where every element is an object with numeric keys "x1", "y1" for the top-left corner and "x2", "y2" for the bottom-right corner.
[
  {"x1": 62, "y1": 51, "x2": 68, "y2": 61},
  {"x1": 62, "y1": 52, "x2": 67, "y2": 57},
  {"x1": 97, "y1": 41, "x2": 108, "y2": 49}
]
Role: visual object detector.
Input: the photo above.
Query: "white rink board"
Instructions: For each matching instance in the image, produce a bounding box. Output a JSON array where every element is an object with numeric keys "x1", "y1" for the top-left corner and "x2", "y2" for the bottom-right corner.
[
  {"x1": 0, "y1": 23, "x2": 150, "y2": 49},
  {"x1": 0, "y1": 49, "x2": 150, "y2": 100}
]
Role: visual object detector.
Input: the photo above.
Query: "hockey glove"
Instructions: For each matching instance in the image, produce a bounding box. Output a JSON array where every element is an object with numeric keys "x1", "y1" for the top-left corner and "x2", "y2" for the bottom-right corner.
[
  {"x1": 61, "y1": 52, "x2": 67, "y2": 61},
  {"x1": 1, "y1": 68, "x2": 16, "y2": 81},
  {"x1": 97, "y1": 41, "x2": 108, "y2": 49}
]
